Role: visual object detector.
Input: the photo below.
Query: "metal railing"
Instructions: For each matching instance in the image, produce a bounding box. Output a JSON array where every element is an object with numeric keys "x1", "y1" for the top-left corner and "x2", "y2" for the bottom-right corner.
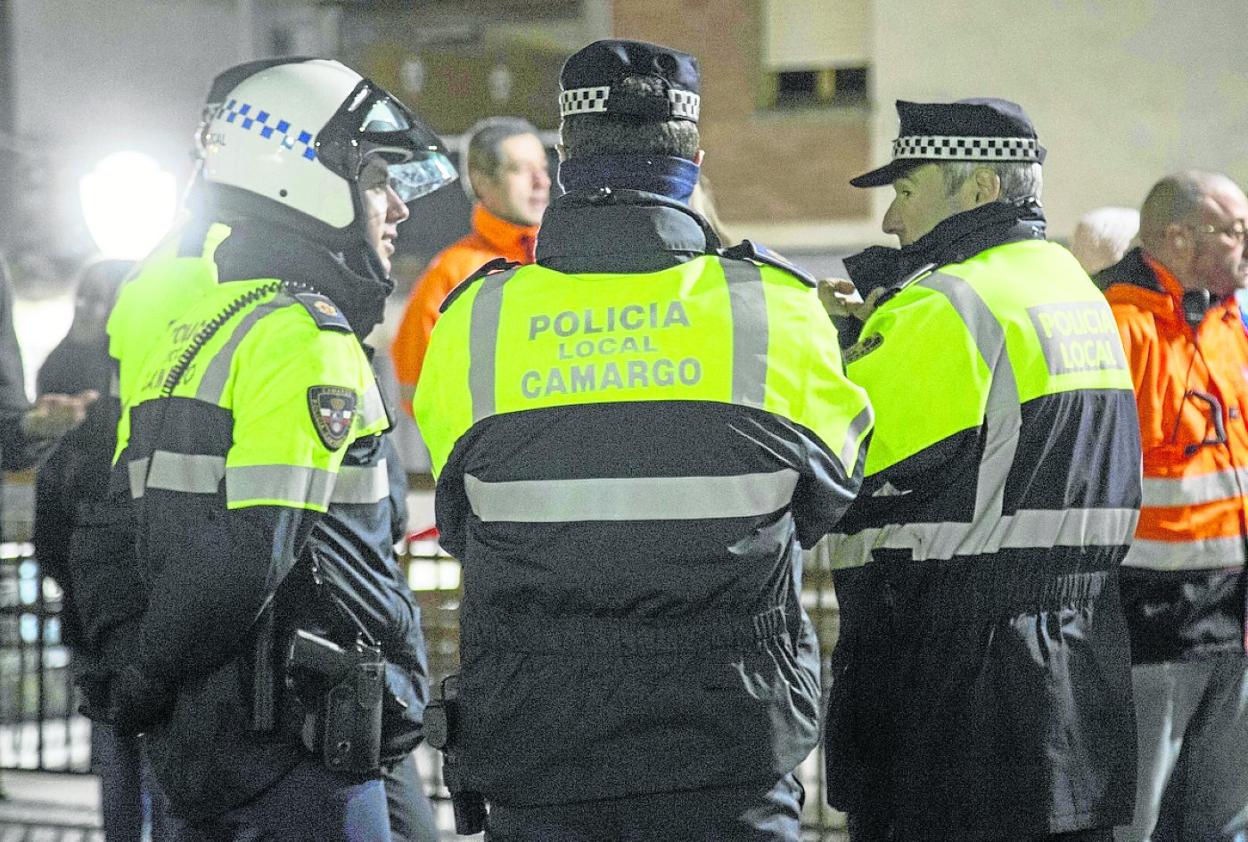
[{"x1": 0, "y1": 541, "x2": 90, "y2": 777}]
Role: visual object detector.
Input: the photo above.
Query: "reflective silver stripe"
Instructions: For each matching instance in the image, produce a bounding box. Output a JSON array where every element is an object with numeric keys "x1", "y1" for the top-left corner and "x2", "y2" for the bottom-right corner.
[
  {"x1": 109, "y1": 369, "x2": 121, "y2": 399},
  {"x1": 358, "y1": 378, "x2": 390, "y2": 430},
  {"x1": 226, "y1": 464, "x2": 334, "y2": 508},
  {"x1": 839, "y1": 406, "x2": 873, "y2": 477},
  {"x1": 128, "y1": 457, "x2": 150, "y2": 499},
  {"x1": 146, "y1": 451, "x2": 225, "y2": 494},
  {"x1": 468, "y1": 271, "x2": 514, "y2": 423},
  {"x1": 1124, "y1": 534, "x2": 1245, "y2": 571},
  {"x1": 329, "y1": 460, "x2": 389, "y2": 505},
  {"x1": 195, "y1": 297, "x2": 287, "y2": 404},
  {"x1": 829, "y1": 507, "x2": 1139, "y2": 567},
  {"x1": 1141, "y1": 469, "x2": 1248, "y2": 508},
  {"x1": 721, "y1": 259, "x2": 768, "y2": 408},
  {"x1": 464, "y1": 469, "x2": 799, "y2": 523},
  {"x1": 923, "y1": 273, "x2": 1022, "y2": 534}
]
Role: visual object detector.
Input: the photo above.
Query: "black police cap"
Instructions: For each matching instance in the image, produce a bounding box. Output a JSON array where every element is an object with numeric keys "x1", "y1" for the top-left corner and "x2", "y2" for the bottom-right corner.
[
  {"x1": 851, "y1": 98, "x2": 1047, "y2": 188},
  {"x1": 559, "y1": 39, "x2": 700, "y2": 123}
]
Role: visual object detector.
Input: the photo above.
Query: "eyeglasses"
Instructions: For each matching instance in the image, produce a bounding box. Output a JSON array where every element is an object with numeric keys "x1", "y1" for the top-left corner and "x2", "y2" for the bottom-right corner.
[{"x1": 1186, "y1": 220, "x2": 1248, "y2": 241}]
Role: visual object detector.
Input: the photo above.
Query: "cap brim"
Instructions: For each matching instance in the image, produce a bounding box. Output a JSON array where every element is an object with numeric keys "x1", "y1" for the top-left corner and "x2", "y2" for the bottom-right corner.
[{"x1": 849, "y1": 158, "x2": 924, "y2": 188}]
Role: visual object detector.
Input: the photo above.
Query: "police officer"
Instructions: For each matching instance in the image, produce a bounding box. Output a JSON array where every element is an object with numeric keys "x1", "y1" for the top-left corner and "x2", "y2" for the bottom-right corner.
[
  {"x1": 98, "y1": 58, "x2": 439, "y2": 842},
  {"x1": 108, "y1": 59, "x2": 457, "y2": 839},
  {"x1": 415, "y1": 39, "x2": 872, "y2": 841},
  {"x1": 819, "y1": 99, "x2": 1142, "y2": 841}
]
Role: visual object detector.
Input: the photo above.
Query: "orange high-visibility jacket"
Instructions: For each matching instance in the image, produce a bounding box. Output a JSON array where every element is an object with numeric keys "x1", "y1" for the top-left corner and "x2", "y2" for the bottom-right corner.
[{"x1": 1103, "y1": 248, "x2": 1248, "y2": 662}]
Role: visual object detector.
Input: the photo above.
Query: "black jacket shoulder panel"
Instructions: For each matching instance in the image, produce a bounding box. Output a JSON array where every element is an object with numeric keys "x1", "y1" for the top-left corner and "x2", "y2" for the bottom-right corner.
[
  {"x1": 291, "y1": 292, "x2": 352, "y2": 332},
  {"x1": 438, "y1": 258, "x2": 520, "y2": 315},
  {"x1": 721, "y1": 240, "x2": 817, "y2": 287},
  {"x1": 1096, "y1": 248, "x2": 1162, "y2": 293}
]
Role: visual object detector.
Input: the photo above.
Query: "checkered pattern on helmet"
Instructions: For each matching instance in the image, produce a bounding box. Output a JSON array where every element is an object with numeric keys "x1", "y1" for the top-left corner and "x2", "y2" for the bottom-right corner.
[
  {"x1": 667, "y1": 89, "x2": 700, "y2": 120},
  {"x1": 220, "y1": 99, "x2": 318, "y2": 161},
  {"x1": 892, "y1": 134, "x2": 1040, "y2": 162},
  {"x1": 560, "y1": 86, "x2": 612, "y2": 117}
]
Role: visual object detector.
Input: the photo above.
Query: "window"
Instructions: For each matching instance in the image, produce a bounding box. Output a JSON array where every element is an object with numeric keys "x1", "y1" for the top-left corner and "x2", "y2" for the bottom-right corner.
[
  {"x1": 761, "y1": 0, "x2": 871, "y2": 110},
  {"x1": 768, "y1": 66, "x2": 869, "y2": 109}
]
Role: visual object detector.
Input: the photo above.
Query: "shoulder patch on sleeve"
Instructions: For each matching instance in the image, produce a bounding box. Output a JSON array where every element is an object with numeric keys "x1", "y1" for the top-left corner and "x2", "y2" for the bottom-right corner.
[
  {"x1": 721, "y1": 239, "x2": 817, "y2": 287},
  {"x1": 308, "y1": 386, "x2": 357, "y2": 449},
  {"x1": 292, "y1": 292, "x2": 352, "y2": 332},
  {"x1": 439, "y1": 258, "x2": 521, "y2": 315}
]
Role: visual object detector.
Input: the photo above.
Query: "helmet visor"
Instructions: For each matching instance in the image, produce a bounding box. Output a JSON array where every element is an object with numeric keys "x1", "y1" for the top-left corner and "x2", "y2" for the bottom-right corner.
[{"x1": 316, "y1": 79, "x2": 458, "y2": 202}]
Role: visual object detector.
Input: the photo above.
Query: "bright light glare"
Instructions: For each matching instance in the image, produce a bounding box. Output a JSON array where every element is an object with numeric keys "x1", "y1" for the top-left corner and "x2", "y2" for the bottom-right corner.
[{"x1": 79, "y1": 151, "x2": 177, "y2": 259}]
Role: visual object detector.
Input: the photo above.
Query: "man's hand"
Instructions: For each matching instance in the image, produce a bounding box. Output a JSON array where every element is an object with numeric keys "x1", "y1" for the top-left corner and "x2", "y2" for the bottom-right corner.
[
  {"x1": 818, "y1": 279, "x2": 887, "y2": 322},
  {"x1": 19, "y1": 390, "x2": 98, "y2": 439},
  {"x1": 107, "y1": 663, "x2": 175, "y2": 737}
]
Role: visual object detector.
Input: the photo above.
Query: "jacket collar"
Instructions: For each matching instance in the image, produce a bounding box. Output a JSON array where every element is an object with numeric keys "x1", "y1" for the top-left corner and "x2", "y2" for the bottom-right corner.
[
  {"x1": 472, "y1": 203, "x2": 539, "y2": 259},
  {"x1": 214, "y1": 219, "x2": 392, "y2": 339},
  {"x1": 1098, "y1": 248, "x2": 1178, "y2": 321},
  {"x1": 535, "y1": 188, "x2": 714, "y2": 274},
  {"x1": 1097, "y1": 247, "x2": 1239, "y2": 329},
  {"x1": 844, "y1": 198, "x2": 1047, "y2": 294}
]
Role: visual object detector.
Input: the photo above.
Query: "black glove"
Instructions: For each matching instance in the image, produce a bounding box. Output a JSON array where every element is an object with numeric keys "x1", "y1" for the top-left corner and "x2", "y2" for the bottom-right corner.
[
  {"x1": 72, "y1": 654, "x2": 113, "y2": 722},
  {"x1": 107, "y1": 664, "x2": 175, "y2": 737}
]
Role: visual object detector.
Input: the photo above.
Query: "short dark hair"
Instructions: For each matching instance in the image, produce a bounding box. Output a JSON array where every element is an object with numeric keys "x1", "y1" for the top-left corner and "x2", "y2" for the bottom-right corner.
[
  {"x1": 466, "y1": 117, "x2": 540, "y2": 180},
  {"x1": 559, "y1": 76, "x2": 699, "y2": 161}
]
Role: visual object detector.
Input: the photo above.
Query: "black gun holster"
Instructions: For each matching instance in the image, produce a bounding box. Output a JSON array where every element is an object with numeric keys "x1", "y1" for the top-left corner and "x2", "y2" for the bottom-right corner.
[
  {"x1": 285, "y1": 629, "x2": 385, "y2": 775},
  {"x1": 425, "y1": 674, "x2": 487, "y2": 835}
]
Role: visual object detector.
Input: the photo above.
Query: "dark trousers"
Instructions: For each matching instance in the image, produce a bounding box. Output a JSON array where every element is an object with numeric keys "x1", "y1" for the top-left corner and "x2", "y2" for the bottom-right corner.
[
  {"x1": 383, "y1": 751, "x2": 438, "y2": 842},
  {"x1": 847, "y1": 812, "x2": 1114, "y2": 842},
  {"x1": 484, "y1": 773, "x2": 804, "y2": 841},
  {"x1": 178, "y1": 759, "x2": 390, "y2": 841},
  {"x1": 92, "y1": 724, "x2": 177, "y2": 841}
]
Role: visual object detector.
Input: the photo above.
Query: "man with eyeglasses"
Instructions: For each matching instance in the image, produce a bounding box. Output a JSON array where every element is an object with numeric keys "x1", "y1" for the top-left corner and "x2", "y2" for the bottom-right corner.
[{"x1": 1100, "y1": 170, "x2": 1248, "y2": 842}]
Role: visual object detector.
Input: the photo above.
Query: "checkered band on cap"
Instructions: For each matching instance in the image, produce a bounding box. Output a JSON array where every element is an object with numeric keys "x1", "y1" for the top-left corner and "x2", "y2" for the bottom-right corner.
[
  {"x1": 667, "y1": 89, "x2": 700, "y2": 120},
  {"x1": 893, "y1": 134, "x2": 1040, "y2": 162},
  {"x1": 560, "y1": 86, "x2": 612, "y2": 116},
  {"x1": 220, "y1": 99, "x2": 319, "y2": 161},
  {"x1": 559, "y1": 85, "x2": 701, "y2": 120}
]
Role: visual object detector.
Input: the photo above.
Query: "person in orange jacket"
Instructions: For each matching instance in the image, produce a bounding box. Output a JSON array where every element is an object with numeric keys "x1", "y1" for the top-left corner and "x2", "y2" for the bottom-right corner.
[
  {"x1": 1100, "y1": 170, "x2": 1248, "y2": 842},
  {"x1": 390, "y1": 117, "x2": 550, "y2": 409}
]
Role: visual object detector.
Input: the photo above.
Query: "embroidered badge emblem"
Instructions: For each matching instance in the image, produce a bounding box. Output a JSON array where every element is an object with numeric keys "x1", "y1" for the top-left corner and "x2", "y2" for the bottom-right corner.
[
  {"x1": 313, "y1": 300, "x2": 338, "y2": 317},
  {"x1": 307, "y1": 386, "x2": 357, "y2": 449},
  {"x1": 844, "y1": 333, "x2": 884, "y2": 364}
]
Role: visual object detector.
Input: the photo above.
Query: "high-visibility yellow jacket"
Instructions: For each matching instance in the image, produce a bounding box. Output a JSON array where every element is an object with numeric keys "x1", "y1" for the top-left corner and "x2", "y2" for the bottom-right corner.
[
  {"x1": 415, "y1": 190, "x2": 871, "y2": 807},
  {"x1": 121, "y1": 230, "x2": 427, "y2": 818}
]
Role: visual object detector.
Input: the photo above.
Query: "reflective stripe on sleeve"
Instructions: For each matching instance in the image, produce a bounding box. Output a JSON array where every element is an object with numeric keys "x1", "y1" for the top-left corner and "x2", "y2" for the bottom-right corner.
[
  {"x1": 145, "y1": 451, "x2": 226, "y2": 494},
  {"x1": 128, "y1": 457, "x2": 150, "y2": 499},
  {"x1": 720, "y1": 259, "x2": 768, "y2": 409},
  {"x1": 839, "y1": 406, "x2": 873, "y2": 478},
  {"x1": 226, "y1": 464, "x2": 334, "y2": 509},
  {"x1": 1141, "y1": 469, "x2": 1248, "y2": 508},
  {"x1": 358, "y1": 379, "x2": 390, "y2": 431},
  {"x1": 829, "y1": 507, "x2": 1139, "y2": 567},
  {"x1": 329, "y1": 460, "x2": 390, "y2": 505},
  {"x1": 1123, "y1": 534, "x2": 1245, "y2": 571},
  {"x1": 464, "y1": 469, "x2": 800, "y2": 522}
]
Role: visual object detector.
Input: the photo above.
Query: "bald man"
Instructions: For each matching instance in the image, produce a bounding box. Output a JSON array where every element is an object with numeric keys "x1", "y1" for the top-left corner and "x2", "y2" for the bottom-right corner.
[{"x1": 1099, "y1": 171, "x2": 1248, "y2": 842}]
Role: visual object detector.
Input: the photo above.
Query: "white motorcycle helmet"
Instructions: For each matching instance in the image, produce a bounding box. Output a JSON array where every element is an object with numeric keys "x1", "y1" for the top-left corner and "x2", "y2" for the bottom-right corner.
[{"x1": 201, "y1": 59, "x2": 456, "y2": 245}]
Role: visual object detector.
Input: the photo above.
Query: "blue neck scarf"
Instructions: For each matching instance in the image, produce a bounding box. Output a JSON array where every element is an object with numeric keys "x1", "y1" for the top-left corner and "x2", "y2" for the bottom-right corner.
[{"x1": 558, "y1": 154, "x2": 700, "y2": 203}]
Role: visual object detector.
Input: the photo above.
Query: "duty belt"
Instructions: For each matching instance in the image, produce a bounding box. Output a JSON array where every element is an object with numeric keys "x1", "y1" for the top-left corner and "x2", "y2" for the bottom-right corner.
[{"x1": 463, "y1": 606, "x2": 789, "y2": 655}]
